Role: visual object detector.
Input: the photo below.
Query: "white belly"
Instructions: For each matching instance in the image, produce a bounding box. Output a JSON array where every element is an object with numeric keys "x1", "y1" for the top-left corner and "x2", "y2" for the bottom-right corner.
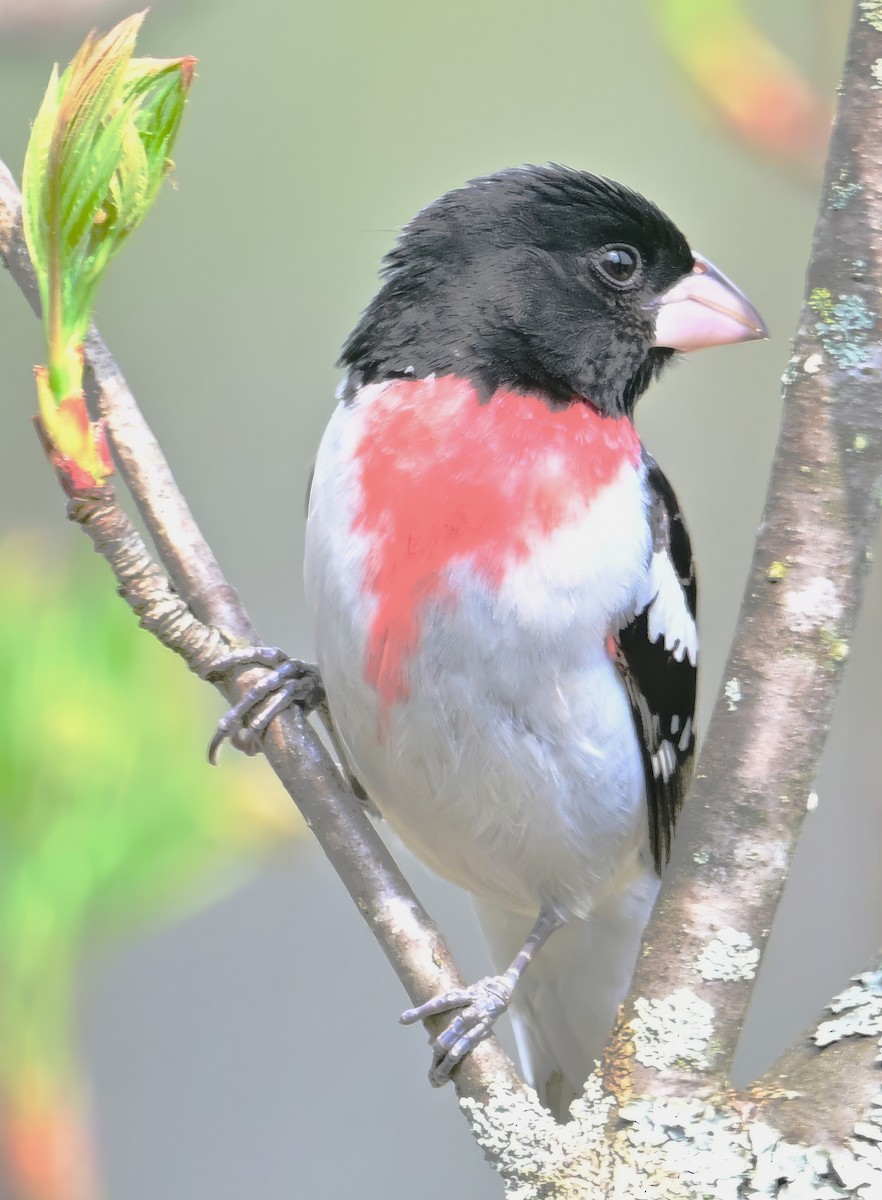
[{"x1": 304, "y1": 393, "x2": 654, "y2": 919}]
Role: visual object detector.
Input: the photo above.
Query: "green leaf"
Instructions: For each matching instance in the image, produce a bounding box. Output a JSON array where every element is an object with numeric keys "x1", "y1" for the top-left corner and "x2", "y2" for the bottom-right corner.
[
  {"x1": 20, "y1": 12, "x2": 195, "y2": 413},
  {"x1": 21, "y1": 65, "x2": 61, "y2": 318}
]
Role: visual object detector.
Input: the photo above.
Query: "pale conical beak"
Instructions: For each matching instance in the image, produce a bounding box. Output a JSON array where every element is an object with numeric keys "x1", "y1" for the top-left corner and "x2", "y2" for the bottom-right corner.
[{"x1": 649, "y1": 252, "x2": 768, "y2": 351}]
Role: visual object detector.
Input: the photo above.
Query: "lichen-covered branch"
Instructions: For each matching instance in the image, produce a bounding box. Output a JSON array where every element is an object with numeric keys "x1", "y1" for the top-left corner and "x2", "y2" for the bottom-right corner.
[
  {"x1": 752, "y1": 950, "x2": 882, "y2": 1145},
  {"x1": 605, "y1": 0, "x2": 882, "y2": 1116},
  {"x1": 459, "y1": 954, "x2": 882, "y2": 1199}
]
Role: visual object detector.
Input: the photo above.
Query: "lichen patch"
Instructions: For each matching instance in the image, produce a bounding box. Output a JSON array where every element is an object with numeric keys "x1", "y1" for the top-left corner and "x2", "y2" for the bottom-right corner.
[
  {"x1": 630, "y1": 989, "x2": 715, "y2": 1070},
  {"x1": 784, "y1": 575, "x2": 843, "y2": 635},
  {"x1": 694, "y1": 928, "x2": 761, "y2": 982},
  {"x1": 862, "y1": 0, "x2": 882, "y2": 32},
  {"x1": 814, "y1": 970, "x2": 882, "y2": 1060}
]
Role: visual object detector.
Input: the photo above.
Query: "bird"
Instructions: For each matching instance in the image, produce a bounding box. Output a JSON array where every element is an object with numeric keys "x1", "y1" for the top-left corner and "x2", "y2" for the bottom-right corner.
[{"x1": 302, "y1": 164, "x2": 766, "y2": 1119}]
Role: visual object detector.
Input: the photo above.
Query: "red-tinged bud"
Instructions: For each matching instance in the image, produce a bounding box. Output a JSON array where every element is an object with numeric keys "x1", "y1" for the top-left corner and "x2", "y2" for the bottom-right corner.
[
  {"x1": 179, "y1": 56, "x2": 198, "y2": 89},
  {"x1": 34, "y1": 367, "x2": 114, "y2": 489}
]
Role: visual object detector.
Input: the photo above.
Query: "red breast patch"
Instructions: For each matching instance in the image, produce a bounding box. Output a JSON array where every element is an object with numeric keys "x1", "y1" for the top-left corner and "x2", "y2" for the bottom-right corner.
[{"x1": 352, "y1": 377, "x2": 641, "y2": 706}]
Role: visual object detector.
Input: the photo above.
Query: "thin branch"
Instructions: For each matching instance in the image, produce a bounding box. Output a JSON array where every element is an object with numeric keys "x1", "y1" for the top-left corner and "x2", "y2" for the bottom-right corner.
[
  {"x1": 85, "y1": 328, "x2": 255, "y2": 634},
  {"x1": 606, "y1": 0, "x2": 882, "y2": 1106},
  {"x1": 0, "y1": 157, "x2": 524, "y2": 1110},
  {"x1": 58, "y1": 482, "x2": 227, "y2": 672}
]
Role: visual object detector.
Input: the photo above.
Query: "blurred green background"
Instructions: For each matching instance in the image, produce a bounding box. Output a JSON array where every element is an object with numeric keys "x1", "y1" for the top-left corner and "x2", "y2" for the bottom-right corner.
[{"x1": 0, "y1": 1, "x2": 879, "y2": 1198}]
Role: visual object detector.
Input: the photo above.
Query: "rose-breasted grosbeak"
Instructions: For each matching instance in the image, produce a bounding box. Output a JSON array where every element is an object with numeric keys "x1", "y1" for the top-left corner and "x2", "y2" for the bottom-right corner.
[{"x1": 303, "y1": 165, "x2": 765, "y2": 1117}]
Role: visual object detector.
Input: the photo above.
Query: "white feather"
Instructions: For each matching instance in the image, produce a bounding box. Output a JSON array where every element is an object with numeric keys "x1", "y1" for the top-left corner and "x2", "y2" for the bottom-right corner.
[{"x1": 643, "y1": 549, "x2": 698, "y2": 665}]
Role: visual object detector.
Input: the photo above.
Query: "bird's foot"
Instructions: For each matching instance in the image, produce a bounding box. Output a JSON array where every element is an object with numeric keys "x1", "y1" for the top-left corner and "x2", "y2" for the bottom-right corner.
[
  {"x1": 400, "y1": 974, "x2": 514, "y2": 1085},
  {"x1": 205, "y1": 647, "x2": 325, "y2": 764}
]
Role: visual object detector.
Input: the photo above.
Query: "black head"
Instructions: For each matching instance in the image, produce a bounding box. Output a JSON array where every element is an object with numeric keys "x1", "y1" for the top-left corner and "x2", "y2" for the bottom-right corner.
[{"x1": 340, "y1": 165, "x2": 696, "y2": 416}]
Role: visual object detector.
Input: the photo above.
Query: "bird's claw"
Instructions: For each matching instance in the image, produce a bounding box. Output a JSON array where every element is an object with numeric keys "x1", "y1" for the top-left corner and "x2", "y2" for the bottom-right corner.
[
  {"x1": 400, "y1": 975, "x2": 513, "y2": 1086},
  {"x1": 205, "y1": 648, "x2": 325, "y2": 764}
]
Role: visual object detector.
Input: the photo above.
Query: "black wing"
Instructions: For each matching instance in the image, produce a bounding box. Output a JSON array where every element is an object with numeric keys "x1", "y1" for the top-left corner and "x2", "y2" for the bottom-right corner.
[{"x1": 613, "y1": 452, "x2": 698, "y2": 874}]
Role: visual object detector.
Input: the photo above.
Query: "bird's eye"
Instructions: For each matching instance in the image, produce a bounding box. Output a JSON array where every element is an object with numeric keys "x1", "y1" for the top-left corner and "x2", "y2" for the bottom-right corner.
[{"x1": 594, "y1": 245, "x2": 641, "y2": 289}]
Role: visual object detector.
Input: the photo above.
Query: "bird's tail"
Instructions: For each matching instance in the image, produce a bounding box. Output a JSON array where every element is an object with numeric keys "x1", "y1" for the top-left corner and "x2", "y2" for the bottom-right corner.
[{"x1": 475, "y1": 871, "x2": 659, "y2": 1121}]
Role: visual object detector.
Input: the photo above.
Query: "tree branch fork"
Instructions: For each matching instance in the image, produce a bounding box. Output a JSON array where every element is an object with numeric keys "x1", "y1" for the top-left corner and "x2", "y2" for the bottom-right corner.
[{"x1": 4, "y1": 4, "x2": 882, "y2": 1192}]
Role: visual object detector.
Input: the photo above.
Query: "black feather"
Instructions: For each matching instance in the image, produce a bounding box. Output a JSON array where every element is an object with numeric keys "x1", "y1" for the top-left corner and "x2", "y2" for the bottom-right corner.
[
  {"x1": 613, "y1": 453, "x2": 698, "y2": 873},
  {"x1": 340, "y1": 164, "x2": 692, "y2": 417}
]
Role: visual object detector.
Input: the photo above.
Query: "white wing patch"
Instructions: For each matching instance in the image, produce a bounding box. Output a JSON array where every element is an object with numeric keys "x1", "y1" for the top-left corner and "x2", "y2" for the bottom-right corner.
[
  {"x1": 643, "y1": 550, "x2": 698, "y2": 666},
  {"x1": 651, "y1": 739, "x2": 677, "y2": 782},
  {"x1": 613, "y1": 453, "x2": 697, "y2": 874}
]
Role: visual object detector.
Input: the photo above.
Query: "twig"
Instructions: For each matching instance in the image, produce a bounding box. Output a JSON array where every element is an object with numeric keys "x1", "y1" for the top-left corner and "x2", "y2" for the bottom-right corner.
[{"x1": 0, "y1": 157, "x2": 524, "y2": 1110}]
